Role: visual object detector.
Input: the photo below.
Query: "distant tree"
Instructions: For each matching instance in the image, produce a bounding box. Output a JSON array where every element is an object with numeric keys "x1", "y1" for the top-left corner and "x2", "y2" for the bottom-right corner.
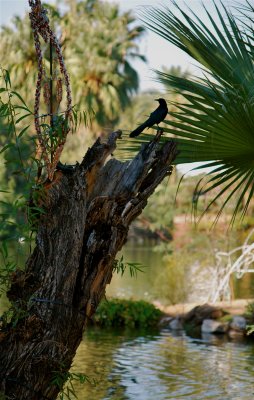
[
  {"x1": 117, "y1": 91, "x2": 162, "y2": 133},
  {"x1": 0, "y1": 0, "x2": 145, "y2": 133},
  {"x1": 63, "y1": 0, "x2": 146, "y2": 131},
  {"x1": 161, "y1": 65, "x2": 189, "y2": 80},
  {"x1": 0, "y1": 14, "x2": 38, "y2": 95}
]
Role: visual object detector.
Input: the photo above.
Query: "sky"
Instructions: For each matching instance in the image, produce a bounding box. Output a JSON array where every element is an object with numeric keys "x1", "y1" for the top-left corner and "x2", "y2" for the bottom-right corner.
[
  {"x1": 0, "y1": 0, "x2": 244, "y2": 173},
  {"x1": 0, "y1": 0, "x2": 222, "y2": 92},
  {"x1": 0, "y1": 0, "x2": 244, "y2": 92},
  {"x1": 0, "y1": 0, "x2": 241, "y2": 92}
]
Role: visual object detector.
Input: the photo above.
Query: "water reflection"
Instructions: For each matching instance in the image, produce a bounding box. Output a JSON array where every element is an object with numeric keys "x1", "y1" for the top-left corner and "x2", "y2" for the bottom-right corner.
[
  {"x1": 107, "y1": 241, "x2": 164, "y2": 301},
  {"x1": 71, "y1": 327, "x2": 254, "y2": 400},
  {"x1": 1, "y1": 241, "x2": 253, "y2": 307},
  {"x1": 108, "y1": 242, "x2": 254, "y2": 303}
]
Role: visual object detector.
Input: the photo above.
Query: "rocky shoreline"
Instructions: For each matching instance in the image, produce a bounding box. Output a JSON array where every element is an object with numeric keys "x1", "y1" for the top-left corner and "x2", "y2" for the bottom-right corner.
[{"x1": 156, "y1": 299, "x2": 254, "y2": 339}]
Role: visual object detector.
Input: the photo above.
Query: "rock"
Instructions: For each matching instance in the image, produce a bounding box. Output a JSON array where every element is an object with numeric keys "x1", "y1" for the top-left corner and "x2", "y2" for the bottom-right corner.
[
  {"x1": 228, "y1": 329, "x2": 245, "y2": 339},
  {"x1": 169, "y1": 318, "x2": 183, "y2": 331},
  {"x1": 201, "y1": 319, "x2": 228, "y2": 334},
  {"x1": 230, "y1": 316, "x2": 247, "y2": 331},
  {"x1": 202, "y1": 332, "x2": 228, "y2": 344},
  {"x1": 159, "y1": 316, "x2": 173, "y2": 327},
  {"x1": 183, "y1": 304, "x2": 226, "y2": 326}
]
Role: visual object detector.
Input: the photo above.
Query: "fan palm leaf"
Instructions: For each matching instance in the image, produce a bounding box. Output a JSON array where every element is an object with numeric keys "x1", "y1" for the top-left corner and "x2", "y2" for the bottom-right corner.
[{"x1": 139, "y1": 0, "x2": 254, "y2": 221}]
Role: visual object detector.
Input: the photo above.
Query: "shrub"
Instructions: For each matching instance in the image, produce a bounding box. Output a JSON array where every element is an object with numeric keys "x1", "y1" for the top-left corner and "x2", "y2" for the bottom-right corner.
[
  {"x1": 94, "y1": 299, "x2": 162, "y2": 328},
  {"x1": 246, "y1": 302, "x2": 254, "y2": 321},
  {"x1": 244, "y1": 302, "x2": 254, "y2": 335}
]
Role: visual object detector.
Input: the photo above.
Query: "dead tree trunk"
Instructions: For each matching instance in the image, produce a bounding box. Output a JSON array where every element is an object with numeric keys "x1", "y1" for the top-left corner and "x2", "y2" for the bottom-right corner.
[{"x1": 0, "y1": 131, "x2": 177, "y2": 399}]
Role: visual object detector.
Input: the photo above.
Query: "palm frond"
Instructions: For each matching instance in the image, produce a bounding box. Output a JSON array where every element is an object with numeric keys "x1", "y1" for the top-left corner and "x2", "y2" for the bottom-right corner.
[{"x1": 139, "y1": 0, "x2": 254, "y2": 221}]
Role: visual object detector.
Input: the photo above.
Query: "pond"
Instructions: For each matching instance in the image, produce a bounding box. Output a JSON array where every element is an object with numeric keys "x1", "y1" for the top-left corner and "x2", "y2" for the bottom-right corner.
[
  {"x1": 107, "y1": 242, "x2": 254, "y2": 303},
  {"x1": 1, "y1": 242, "x2": 254, "y2": 399},
  {"x1": 3, "y1": 238, "x2": 254, "y2": 306},
  {"x1": 70, "y1": 327, "x2": 254, "y2": 400}
]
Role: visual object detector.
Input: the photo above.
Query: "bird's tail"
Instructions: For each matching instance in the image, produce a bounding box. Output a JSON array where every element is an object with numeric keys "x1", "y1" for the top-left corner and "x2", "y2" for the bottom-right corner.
[{"x1": 129, "y1": 122, "x2": 148, "y2": 137}]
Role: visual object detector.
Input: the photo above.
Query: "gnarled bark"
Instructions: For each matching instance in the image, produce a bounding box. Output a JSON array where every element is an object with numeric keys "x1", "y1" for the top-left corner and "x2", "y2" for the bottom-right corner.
[{"x1": 0, "y1": 131, "x2": 177, "y2": 400}]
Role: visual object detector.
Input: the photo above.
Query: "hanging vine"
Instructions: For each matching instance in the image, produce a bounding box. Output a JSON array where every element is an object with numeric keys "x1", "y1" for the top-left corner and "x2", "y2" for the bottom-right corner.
[{"x1": 28, "y1": 0, "x2": 72, "y2": 181}]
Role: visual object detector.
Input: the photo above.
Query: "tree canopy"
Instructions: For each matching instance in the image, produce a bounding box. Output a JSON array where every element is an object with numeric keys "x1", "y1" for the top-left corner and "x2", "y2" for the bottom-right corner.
[{"x1": 0, "y1": 0, "x2": 145, "y2": 132}]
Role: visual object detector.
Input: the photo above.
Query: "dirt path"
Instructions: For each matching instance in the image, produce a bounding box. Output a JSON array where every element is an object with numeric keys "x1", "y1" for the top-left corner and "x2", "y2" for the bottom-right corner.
[{"x1": 154, "y1": 298, "x2": 254, "y2": 317}]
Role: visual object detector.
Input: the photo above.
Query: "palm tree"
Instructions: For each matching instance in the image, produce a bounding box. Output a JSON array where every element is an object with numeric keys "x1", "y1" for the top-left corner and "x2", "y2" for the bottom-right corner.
[
  {"x1": 141, "y1": 0, "x2": 254, "y2": 223},
  {"x1": 0, "y1": 15, "x2": 39, "y2": 104},
  {"x1": 0, "y1": 0, "x2": 145, "y2": 133},
  {"x1": 62, "y1": 0, "x2": 145, "y2": 132}
]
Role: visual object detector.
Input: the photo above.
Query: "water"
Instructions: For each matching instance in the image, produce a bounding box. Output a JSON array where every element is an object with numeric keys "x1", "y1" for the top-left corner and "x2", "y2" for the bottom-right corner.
[
  {"x1": 108, "y1": 241, "x2": 164, "y2": 301},
  {"x1": 2, "y1": 240, "x2": 254, "y2": 306},
  {"x1": 1, "y1": 243, "x2": 254, "y2": 399},
  {"x1": 71, "y1": 327, "x2": 254, "y2": 400},
  {"x1": 107, "y1": 242, "x2": 254, "y2": 303}
]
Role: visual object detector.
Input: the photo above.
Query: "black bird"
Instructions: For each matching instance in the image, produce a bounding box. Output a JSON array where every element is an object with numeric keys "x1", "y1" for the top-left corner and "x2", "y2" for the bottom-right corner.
[{"x1": 129, "y1": 98, "x2": 168, "y2": 137}]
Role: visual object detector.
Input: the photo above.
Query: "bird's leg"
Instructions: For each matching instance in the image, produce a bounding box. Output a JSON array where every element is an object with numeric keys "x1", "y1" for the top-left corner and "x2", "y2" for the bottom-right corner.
[{"x1": 154, "y1": 127, "x2": 164, "y2": 141}]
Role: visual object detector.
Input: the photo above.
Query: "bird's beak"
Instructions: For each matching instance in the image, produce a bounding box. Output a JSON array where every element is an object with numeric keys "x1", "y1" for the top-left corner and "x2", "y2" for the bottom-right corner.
[{"x1": 154, "y1": 98, "x2": 159, "y2": 101}]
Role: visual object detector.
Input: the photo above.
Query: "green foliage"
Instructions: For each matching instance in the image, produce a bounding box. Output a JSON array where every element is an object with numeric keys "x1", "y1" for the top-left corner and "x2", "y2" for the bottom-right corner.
[
  {"x1": 52, "y1": 368, "x2": 95, "y2": 400},
  {"x1": 0, "y1": 68, "x2": 38, "y2": 296},
  {"x1": 247, "y1": 325, "x2": 254, "y2": 335},
  {"x1": 0, "y1": 302, "x2": 28, "y2": 328},
  {"x1": 219, "y1": 314, "x2": 233, "y2": 324},
  {"x1": 0, "y1": 242, "x2": 17, "y2": 293},
  {"x1": 142, "y1": 178, "x2": 174, "y2": 234},
  {"x1": 0, "y1": 67, "x2": 35, "y2": 235},
  {"x1": 246, "y1": 301, "x2": 254, "y2": 315},
  {"x1": 140, "y1": 1, "x2": 254, "y2": 222},
  {"x1": 113, "y1": 256, "x2": 146, "y2": 278},
  {"x1": 245, "y1": 301, "x2": 254, "y2": 320},
  {"x1": 245, "y1": 302, "x2": 254, "y2": 335},
  {"x1": 94, "y1": 298, "x2": 162, "y2": 328},
  {"x1": 154, "y1": 251, "x2": 188, "y2": 305},
  {"x1": 0, "y1": 0, "x2": 145, "y2": 134}
]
